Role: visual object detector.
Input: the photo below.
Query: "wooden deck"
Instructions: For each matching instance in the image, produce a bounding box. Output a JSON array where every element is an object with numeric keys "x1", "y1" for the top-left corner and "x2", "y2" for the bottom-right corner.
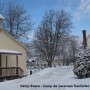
[{"x1": 0, "y1": 67, "x2": 24, "y2": 81}]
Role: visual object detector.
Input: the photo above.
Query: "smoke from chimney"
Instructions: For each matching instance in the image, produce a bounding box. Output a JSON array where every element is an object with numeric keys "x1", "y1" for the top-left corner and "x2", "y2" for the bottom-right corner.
[{"x1": 82, "y1": 30, "x2": 87, "y2": 49}]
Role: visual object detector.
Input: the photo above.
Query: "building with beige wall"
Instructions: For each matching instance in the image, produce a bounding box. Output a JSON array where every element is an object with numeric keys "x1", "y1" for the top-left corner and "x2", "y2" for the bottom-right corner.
[{"x1": 0, "y1": 15, "x2": 27, "y2": 79}]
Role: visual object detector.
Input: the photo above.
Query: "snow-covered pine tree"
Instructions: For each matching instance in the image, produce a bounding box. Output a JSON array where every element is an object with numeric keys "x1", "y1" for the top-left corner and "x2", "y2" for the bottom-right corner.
[{"x1": 73, "y1": 48, "x2": 90, "y2": 78}]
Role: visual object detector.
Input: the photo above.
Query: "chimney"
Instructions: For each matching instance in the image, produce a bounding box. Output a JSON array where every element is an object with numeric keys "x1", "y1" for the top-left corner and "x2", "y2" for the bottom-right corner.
[{"x1": 82, "y1": 30, "x2": 87, "y2": 49}]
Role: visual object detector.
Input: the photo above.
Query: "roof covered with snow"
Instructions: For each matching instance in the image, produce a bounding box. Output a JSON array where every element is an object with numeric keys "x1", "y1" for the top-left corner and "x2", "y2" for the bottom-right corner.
[
  {"x1": 0, "y1": 14, "x2": 4, "y2": 20},
  {"x1": 87, "y1": 34, "x2": 90, "y2": 39},
  {"x1": 28, "y1": 57, "x2": 36, "y2": 62},
  {"x1": 0, "y1": 49, "x2": 22, "y2": 55}
]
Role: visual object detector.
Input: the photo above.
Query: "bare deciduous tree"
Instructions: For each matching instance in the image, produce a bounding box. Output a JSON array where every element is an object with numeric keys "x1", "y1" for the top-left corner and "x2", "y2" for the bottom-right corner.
[
  {"x1": 5, "y1": 1, "x2": 32, "y2": 42},
  {"x1": 67, "y1": 36, "x2": 79, "y2": 63},
  {"x1": 58, "y1": 35, "x2": 79, "y2": 65},
  {"x1": 0, "y1": 1, "x2": 4, "y2": 14},
  {"x1": 34, "y1": 9, "x2": 72, "y2": 67}
]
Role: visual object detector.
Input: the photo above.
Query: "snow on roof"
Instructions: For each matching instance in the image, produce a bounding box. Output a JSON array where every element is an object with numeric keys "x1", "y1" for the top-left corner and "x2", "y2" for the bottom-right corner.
[
  {"x1": 28, "y1": 57, "x2": 36, "y2": 62},
  {"x1": 0, "y1": 49, "x2": 22, "y2": 55},
  {"x1": 0, "y1": 14, "x2": 4, "y2": 20},
  {"x1": 87, "y1": 34, "x2": 90, "y2": 39}
]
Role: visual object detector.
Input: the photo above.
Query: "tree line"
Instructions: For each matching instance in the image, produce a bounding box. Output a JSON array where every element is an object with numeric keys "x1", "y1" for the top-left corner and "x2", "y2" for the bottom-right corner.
[{"x1": 0, "y1": 0, "x2": 79, "y2": 67}]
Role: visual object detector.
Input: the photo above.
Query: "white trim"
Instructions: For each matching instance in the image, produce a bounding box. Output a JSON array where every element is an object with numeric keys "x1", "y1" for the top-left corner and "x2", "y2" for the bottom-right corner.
[{"x1": 0, "y1": 49, "x2": 22, "y2": 55}]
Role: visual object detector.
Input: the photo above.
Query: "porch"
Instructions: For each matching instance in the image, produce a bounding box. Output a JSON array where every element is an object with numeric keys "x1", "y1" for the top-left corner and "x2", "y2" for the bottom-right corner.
[
  {"x1": 0, "y1": 49, "x2": 24, "y2": 81},
  {"x1": 0, "y1": 67, "x2": 24, "y2": 77}
]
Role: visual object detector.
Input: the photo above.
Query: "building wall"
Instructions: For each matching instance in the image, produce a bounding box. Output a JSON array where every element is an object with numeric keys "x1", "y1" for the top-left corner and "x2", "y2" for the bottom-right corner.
[
  {"x1": 0, "y1": 29, "x2": 27, "y2": 75},
  {"x1": 87, "y1": 36, "x2": 90, "y2": 48}
]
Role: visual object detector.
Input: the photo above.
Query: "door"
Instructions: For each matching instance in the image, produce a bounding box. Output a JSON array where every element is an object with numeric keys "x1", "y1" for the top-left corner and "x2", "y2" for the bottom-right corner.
[{"x1": 0, "y1": 55, "x2": 2, "y2": 76}]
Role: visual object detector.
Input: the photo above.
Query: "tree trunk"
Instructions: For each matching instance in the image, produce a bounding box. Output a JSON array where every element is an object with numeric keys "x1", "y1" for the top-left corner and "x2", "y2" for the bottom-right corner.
[{"x1": 48, "y1": 61, "x2": 52, "y2": 67}]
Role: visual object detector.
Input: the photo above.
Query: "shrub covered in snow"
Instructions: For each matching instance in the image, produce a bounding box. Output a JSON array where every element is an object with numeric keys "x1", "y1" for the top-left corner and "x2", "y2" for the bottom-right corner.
[{"x1": 73, "y1": 48, "x2": 90, "y2": 78}]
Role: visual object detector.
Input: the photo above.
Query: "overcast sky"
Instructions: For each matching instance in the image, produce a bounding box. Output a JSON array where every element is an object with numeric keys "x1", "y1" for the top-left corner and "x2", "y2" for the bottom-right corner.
[{"x1": 1, "y1": 0, "x2": 90, "y2": 40}]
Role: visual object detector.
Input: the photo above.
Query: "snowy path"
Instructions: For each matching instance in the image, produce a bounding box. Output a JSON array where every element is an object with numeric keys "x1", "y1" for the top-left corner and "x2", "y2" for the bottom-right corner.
[{"x1": 0, "y1": 66, "x2": 90, "y2": 90}]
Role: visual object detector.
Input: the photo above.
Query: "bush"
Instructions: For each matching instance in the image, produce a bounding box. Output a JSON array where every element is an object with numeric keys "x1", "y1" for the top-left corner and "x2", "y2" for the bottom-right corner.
[{"x1": 73, "y1": 48, "x2": 90, "y2": 78}]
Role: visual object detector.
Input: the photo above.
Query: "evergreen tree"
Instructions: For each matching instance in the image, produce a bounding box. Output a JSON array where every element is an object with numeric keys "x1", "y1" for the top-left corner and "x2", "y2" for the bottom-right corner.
[{"x1": 73, "y1": 48, "x2": 90, "y2": 78}]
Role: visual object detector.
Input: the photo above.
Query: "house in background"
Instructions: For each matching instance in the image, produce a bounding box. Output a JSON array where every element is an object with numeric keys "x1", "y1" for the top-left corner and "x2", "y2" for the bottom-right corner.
[
  {"x1": 0, "y1": 14, "x2": 27, "y2": 80},
  {"x1": 27, "y1": 57, "x2": 48, "y2": 69},
  {"x1": 87, "y1": 34, "x2": 90, "y2": 48}
]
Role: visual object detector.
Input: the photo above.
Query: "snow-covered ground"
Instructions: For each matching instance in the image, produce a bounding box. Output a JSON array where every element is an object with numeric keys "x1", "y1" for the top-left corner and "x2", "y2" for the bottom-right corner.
[{"x1": 0, "y1": 66, "x2": 90, "y2": 90}]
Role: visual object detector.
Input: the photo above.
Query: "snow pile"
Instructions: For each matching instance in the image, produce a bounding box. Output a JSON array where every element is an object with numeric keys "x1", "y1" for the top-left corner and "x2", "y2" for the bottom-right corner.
[{"x1": 73, "y1": 48, "x2": 90, "y2": 78}]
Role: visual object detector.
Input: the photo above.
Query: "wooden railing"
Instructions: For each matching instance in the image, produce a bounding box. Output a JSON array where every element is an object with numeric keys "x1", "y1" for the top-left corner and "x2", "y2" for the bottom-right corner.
[
  {"x1": 0, "y1": 67, "x2": 24, "y2": 77},
  {"x1": 0, "y1": 25, "x2": 3, "y2": 29}
]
